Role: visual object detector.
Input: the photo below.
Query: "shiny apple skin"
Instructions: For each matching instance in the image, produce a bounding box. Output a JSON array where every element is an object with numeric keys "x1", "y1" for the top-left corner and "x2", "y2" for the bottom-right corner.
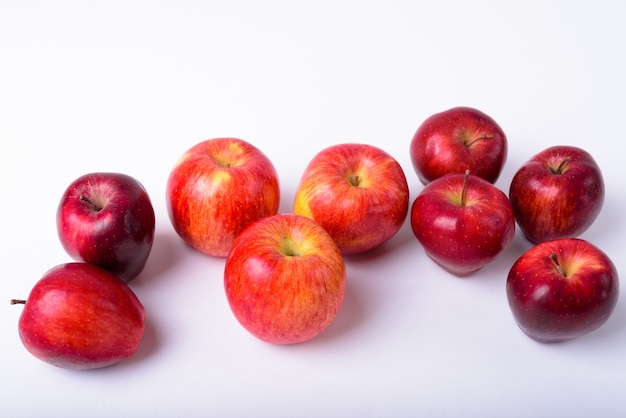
[
  {"x1": 57, "y1": 172, "x2": 156, "y2": 282},
  {"x1": 166, "y1": 138, "x2": 280, "y2": 257},
  {"x1": 224, "y1": 214, "x2": 346, "y2": 344},
  {"x1": 293, "y1": 143, "x2": 409, "y2": 255},
  {"x1": 410, "y1": 106, "x2": 507, "y2": 184},
  {"x1": 410, "y1": 172, "x2": 515, "y2": 276},
  {"x1": 509, "y1": 145, "x2": 604, "y2": 244},
  {"x1": 15, "y1": 263, "x2": 146, "y2": 370},
  {"x1": 506, "y1": 238, "x2": 618, "y2": 343}
]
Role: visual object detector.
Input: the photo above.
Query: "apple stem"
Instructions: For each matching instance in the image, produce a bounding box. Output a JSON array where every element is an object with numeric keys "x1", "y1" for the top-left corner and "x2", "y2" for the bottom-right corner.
[
  {"x1": 80, "y1": 195, "x2": 103, "y2": 212},
  {"x1": 461, "y1": 169, "x2": 470, "y2": 206},
  {"x1": 465, "y1": 133, "x2": 494, "y2": 148},
  {"x1": 550, "y1": 253, "x2": 567, "y2": 277},
  {"x1": 550, "y1": 157, "x2": 571, "y2": 174},
  {"x1": 10, "y1": 299, "x2": 26, "y2": 305}
]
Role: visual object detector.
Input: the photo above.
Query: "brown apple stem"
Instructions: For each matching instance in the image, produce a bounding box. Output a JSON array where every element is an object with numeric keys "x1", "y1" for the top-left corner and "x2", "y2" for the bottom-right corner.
[
  {"x1": 550, "y1": 157, "x2": 572, "y2": 174},
  {"x1": 460, "y1": 169, "x2": 470, "y2": 206},
  {"x1": 348, "y1": 173, "x2": 360, "y2": 187},
  {"x1": 465, "y1": 133, "x2": 494, "y2": 147},
  {"x1": 80, "y1": 195, "x2": 103, "y2": 212},
  {"x1": 550, "y1": 253, "x2": 566, "y2": 277},
  {"x1": 10, "y1": 299, "x2": 26, "y2": 305}
]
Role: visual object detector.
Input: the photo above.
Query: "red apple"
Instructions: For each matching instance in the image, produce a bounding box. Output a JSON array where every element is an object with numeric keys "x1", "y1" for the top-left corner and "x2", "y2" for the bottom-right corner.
[
  {"x1": 224, "y1": 214, "x2": 346, "y2": 344},
  {"x1": 293, "y1": 143, "x2": 409, "y2": 255},
  {"x1": 166, "y1": 138, "x2": 280, "y2": 257},
  {"x1": 410, "y1": 106, "x2": 507, "y2": 184},
  {"x1": 506, "y1": 238, "x2": 618, "y2": 343},
  {"x1": 509, "y1": 145, "x2": 604, "y2": 243},
  {"x1": 410, "y1": 170, "x2": 515, "y2": 276},
  {"x1": 57, "y1": 172, "x2": 155, "y2": 282},
  {"x1": 11, "y1": 262, "x2": 146, "y2": 370}
]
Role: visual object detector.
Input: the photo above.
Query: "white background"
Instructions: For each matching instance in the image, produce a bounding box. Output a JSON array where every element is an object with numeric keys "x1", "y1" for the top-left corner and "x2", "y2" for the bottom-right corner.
[{"x1": 1, "y1": 1, "x2": 625, "y2": 417}]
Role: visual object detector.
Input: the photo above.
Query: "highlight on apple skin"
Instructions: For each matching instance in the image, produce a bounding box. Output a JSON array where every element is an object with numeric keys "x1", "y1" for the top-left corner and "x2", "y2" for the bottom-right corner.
[
  {"x1": 509, "y1": 145, "x2": 604, "y2": 244},
  {"x1": 11, "y1": 262, "x2": 146, "y2": 370},
  {"x1": 410, "y1": 106, "x2": 507, "y2": 185},
  {"x1": 506, "y1": 238, "x2": 618, "y2": 343},
  {"x1": 166, "y1": 137, "x2": 280, "y2": 257},
  {"x1": 224, "y1": 214, "x2": 347, "y2": 344},
  {"x1": 57, "y1": 172, "x2": 156, "y2": 282},
  {"x1": 410, "y1": 171, "x2": 516, "y2": 276},
  {"x1": 293, "y1": 143, "x2": 409, "y2": 255}
]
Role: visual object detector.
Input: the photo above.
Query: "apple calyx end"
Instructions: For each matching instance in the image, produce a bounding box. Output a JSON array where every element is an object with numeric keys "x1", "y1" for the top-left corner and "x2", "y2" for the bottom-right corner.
[{"x1": 10, "y1": 299, "x2": 26, "y2": 305}]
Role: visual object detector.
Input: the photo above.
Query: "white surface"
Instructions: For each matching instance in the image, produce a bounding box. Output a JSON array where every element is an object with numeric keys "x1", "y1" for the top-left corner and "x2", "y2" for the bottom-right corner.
[{"x1": 2, "y1": 1, "x2": 625, "y2": 417}]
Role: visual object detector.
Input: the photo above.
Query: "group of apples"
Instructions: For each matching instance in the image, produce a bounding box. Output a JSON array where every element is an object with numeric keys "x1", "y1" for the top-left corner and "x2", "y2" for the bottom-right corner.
[{"x1": 11, "y1": 106, "x2": 618, "y2": 370}]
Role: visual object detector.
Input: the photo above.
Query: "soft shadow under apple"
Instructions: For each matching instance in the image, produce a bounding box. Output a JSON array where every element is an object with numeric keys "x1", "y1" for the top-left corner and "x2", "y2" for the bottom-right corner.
[{"x1": 133, "y1": 231, "x2": 186, "y2": 286}]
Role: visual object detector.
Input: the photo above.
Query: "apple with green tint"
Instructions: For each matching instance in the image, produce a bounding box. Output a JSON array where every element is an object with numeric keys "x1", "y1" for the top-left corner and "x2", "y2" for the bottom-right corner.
[{"x1": 224, "y1": 214, "x2": 346, "y2": 344}]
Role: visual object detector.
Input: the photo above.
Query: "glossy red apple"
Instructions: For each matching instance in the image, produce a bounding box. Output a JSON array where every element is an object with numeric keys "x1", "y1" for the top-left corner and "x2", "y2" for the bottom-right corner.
[
  {"x1": 224, "y1": 214, "x2": 346, "y2": 344},
  {"x1": 166, "y1": 138, "x2": 280, "y2": 257},
  {"x1": 410, "y1": 106, "x2": 507, "y2": 184},
  {"x1": 11, "y1": 262, "x2": 146, "y2": 369},
  {"x1": 57, "y1": 172, "x2": 155, "y2": 282},
  {"x1": 293, "y1": 143, "x2": 409, "y2": 255},
  {"x1": 509, "y1": 145, "x2": 604, "y2": 243},
  {"x1": 506, "y1": 238, "x2": 618, "y2": 342},
  {"x1": 410, "y1": 170, "x2": 515, "y2": 276}
]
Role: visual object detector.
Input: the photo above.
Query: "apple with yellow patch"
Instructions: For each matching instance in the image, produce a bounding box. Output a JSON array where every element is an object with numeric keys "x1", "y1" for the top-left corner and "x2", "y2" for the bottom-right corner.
[
  {"x1": 166, "y1": 138, "x2": 280, "y2": 257},
  {"x1": 224, "y1": 214, "x2": 346, "y2": 344},
  {"x1": 293, "y1": 143, "x2": 409, "y2": 255}
]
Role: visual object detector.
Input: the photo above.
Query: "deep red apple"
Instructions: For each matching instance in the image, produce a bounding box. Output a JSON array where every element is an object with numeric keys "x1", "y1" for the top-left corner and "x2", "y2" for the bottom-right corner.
[
  {"x1": 57, "y1": 172, "x2": 156, "y2": 282},
  {"x1": 506, "y1": 238, "x2": 618, "y2": 342},
  {"x1": 166, "y1": 138, "x2": 280, "y2": 257},
  {"x1": 224, "y1": 214, "x2": 346, "y2": 344},
  {"x1": 11, "y1": 262, "x2": 146, "y2": 369},
  {"x1": 410, "y1": 170, "x2": 515, "y2": 276},
  {"x1": 409, "y1": 106, "x2": 507, "y2": 184},
  {"x1": 509, "y1": 145, "x2": 604, "y2": 243},
  {"x1": 293, "y1": 143, "x2": 409, "y2": 255}
]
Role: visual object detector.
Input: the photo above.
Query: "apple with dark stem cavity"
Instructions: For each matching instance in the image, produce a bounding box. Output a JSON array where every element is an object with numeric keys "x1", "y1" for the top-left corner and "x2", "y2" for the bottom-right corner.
[
  {"x1": 410, "y1": 106, "x2": 507, "y2": 184},
  {"x1": 506, "y1": 238, "x2": 618, "y2": 342},
  {"x1": 57, "y1": 172, "x2": 156, "y2": 282},
  {"x1": 410, "y1": 170, "x2": 515, "y2": 276},
  {"x1": 293, "y1": 143, "x2": 409, "y2": 255},
  {"x1": 509, "y1": 145, "x2": 604, "y2": 243},
  {"x1": 166, "y1": 138, "x2": 280, "y2": 257},
  {"x1": 11, "y1": 262, "x2": 146, "y2": 369},
  {"x1": 224, "y1": 214, "x2": 346, "y2": 344}
]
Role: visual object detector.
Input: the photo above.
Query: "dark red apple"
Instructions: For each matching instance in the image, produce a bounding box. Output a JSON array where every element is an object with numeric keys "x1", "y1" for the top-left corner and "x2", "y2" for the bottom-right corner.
[
  {"x1": 57, "y1": 172, "x2": 155, "y2": 282},
  {"x1": 293, "y1": 143, "x2": 409, "y2": 255},
  {"x1": 410, "y1": 106, "x2": 507, "y2": 184},
  {"x1": 509, "y1": 145, "x2": 604, "y2": 243},
  {"x1": 166, "y1": 138, "x2": 280, "y2": 257},
  {"x1": 11, "y1": 262, "x2": 146, "y2": 369},
  {"x1": 410, "y1": 170, "x2": 515, "y2": 276},
  {"x1": 506, "y1": 238, "x2": 618, "y2": 342},
  {"x1": 224, "y1": 214, "x2": 346, "y2": 344}
]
